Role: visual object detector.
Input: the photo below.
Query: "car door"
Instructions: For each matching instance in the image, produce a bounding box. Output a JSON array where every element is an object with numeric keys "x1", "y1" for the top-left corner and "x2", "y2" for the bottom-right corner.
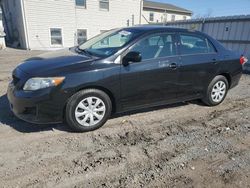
[
  {"x1": 120, "y1": 32, "x2": 180, "y2": 111},
  {"x1": 177, "y1": 33, "x2": 219, "y2": 99}
]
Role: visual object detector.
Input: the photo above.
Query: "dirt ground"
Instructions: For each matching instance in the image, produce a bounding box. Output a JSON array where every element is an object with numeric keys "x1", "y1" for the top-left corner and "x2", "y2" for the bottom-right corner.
[{"x1": 0, "y1": 48, "x2": 249, "y2": 188}]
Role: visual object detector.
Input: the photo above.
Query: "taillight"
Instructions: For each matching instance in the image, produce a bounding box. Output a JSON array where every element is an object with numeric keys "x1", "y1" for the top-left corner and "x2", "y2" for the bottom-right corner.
[{"x1": 240, "y1": 55, "x2": 248, "y2": 65}]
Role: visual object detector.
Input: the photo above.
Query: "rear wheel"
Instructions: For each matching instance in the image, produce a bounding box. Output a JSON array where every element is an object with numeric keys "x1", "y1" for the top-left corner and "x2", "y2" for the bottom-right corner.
[
  {"x1": 65, "y1": 89, "x2": 112, "y2": 132},
  {"x1": 202, "y1": 75, "x2": 229, "y2": 106}
]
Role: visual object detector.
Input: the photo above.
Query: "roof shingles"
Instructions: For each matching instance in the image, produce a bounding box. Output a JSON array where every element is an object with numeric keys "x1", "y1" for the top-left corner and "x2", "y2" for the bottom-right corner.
[{"x1": 143, "y1": 0, "x2": 192, "y2": 15}]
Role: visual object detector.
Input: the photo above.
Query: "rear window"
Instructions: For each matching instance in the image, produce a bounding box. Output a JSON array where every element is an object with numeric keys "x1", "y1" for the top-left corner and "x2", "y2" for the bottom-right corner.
[{"x1": 180, "y1": 34, "x2": 216, "y2": 55}]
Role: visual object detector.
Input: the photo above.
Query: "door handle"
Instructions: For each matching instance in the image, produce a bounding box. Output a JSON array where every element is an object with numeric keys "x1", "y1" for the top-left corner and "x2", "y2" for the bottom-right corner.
[{"x1": 169, "y1": 63, "x2": 177, "y2": 69}]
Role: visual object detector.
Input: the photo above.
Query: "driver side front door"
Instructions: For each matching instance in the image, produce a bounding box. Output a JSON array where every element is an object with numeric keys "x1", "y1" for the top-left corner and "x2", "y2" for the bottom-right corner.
[{"x1": 120, "y1": 32, "x2": 180, "y2": 111}]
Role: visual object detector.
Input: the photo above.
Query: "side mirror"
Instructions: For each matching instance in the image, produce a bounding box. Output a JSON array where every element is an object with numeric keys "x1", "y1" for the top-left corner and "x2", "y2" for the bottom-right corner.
[{"x1": 122, "y1": 51, "x2": 142, "y2": 66}]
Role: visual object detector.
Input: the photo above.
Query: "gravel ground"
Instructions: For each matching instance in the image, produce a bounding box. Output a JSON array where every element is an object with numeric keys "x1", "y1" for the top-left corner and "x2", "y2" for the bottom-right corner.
[{"x1": 0, "y1": 48, "x2": 250, "y2": 188}]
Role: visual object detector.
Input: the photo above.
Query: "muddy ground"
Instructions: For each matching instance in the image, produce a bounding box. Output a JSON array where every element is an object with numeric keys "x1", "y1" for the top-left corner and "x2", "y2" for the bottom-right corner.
[{"x1": 0, "y1": 48, "x2": 249, "y2": 188}]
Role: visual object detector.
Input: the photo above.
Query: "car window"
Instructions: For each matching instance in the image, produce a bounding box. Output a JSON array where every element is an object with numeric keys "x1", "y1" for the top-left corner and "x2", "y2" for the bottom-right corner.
[
  {"x1": 78, "y1": 29, "x2": 142, "y2": 57},
  {"x1": 130, "y1": 33, "x2": 176, "y2": 61},
  {"x1": 180, "y1": 34, "x2": 216, "y2": 55},
  {"x1": 91, "y1": 31, "x2": 133, "y2": 51},
  {"x1": 148, "y1": 36, "x2": 164, "y2": 46}
]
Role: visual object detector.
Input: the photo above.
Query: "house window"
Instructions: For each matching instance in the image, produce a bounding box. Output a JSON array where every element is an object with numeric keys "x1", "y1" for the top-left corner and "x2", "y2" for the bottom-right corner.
[
  {"x1": 75, "y1": 0, "x2": 86, "y2": 7},
  {"x1": 77, "y1": 29, "x2": 87, "y2": 44},
  {"x1": 99, "y1": 0, "x2": 109, "y2": 11},
  {"x1": 183, "y1": 16, "x2": 187, "y2": 20},
  {"x1": 171, "y1": 15, "x2": 175, "y2": 22},
  {"x1": 149, "y1": 12, "x2": 154, "y2": 22},
  {"x1": 162, "y1": 13, "x2": 167, "y2": 23},
  {"x1": 50, "y1": 28, "x2": 62, "y2": 45}
]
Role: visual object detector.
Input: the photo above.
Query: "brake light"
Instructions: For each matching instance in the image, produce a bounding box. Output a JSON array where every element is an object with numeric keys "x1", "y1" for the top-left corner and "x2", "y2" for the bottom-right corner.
[{"x1": 240, "y1": 55, "x2": 248, "y2": 65}]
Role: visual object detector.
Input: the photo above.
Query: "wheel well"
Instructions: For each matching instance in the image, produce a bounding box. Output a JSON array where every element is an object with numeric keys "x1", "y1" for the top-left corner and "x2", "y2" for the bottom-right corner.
[
  {"x1": 219, "y1": 73, "x2": 232, "y2": 88},
  {"x1": 62, "y1": 86, "x2": 116, "y2": 121},
  {"x1": 78, "y1": 86, "x2": 116, "y2": 113}
]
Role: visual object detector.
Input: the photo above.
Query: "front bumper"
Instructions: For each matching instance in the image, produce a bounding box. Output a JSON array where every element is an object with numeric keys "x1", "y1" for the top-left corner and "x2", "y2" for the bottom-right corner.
[{"x1": 7, "y1": 82, "x2": 66, "y2": 124}]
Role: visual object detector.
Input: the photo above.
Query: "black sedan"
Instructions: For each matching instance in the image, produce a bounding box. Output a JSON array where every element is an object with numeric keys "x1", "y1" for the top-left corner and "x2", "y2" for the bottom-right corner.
[{"x1": 7, "y1": 26, "x2": 243, "y2": 132}]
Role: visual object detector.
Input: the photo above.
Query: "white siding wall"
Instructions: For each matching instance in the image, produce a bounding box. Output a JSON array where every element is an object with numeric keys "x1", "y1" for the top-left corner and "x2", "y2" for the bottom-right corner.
[
  {"x1": 142, "y1": 10, "x2": 191, "y2": 24},
  {"x1": 23, "y1": 0, "x2": 141, "y2": 50},
  {"x1": 2, "y1": 0, "x2": 191, "y2": 50},
  {"x1": 0, "y1": 38, "x2": 5, "y2": 49}
]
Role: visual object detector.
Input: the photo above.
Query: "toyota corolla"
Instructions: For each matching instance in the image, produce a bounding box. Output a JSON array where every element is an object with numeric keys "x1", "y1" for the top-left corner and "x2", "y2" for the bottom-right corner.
[{"x1": 7, "y1": 26, "x2": 242, "y2": 132}]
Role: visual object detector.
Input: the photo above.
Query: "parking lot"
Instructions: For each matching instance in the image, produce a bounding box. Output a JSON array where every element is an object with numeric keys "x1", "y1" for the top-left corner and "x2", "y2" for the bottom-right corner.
[{"x1": 0, "y1": 48, "x2": 249, "y2": 188}]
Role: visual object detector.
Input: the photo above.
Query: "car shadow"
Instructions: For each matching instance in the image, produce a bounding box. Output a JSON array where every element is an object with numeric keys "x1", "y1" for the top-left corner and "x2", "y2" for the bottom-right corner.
[
  {"x1": 243, "y1": 70, "x2": 250, "y2": 75},
  {"x1": 0, "y1": 94, "x2": 70, "y2": 133},
  {"x1": 0, "y1": 93, "x2": 204, "y2": 133},
  {"x1": 110, "y1": 99, "x2": 205, "y2": 119}
]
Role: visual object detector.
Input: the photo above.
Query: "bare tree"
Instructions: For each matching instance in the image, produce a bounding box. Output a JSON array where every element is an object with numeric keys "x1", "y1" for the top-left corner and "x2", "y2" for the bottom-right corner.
[
  {"x1": 204, "y1": 8, "x2": 213, "y2": 18},
  {"x1": 193, "y1": 8, "x2": 213, "y2": 19}
]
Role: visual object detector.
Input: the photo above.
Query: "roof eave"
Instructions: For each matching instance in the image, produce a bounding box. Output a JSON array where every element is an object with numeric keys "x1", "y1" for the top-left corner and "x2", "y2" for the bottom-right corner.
[{"x1": 143, "y1": 6, "x2": 192, "y2": 15}]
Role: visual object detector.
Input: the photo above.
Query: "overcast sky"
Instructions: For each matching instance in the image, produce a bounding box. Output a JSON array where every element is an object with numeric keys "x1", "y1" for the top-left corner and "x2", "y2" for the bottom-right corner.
[{"x1": 155, "y1": 0, "x2": 250, "y2": 17}]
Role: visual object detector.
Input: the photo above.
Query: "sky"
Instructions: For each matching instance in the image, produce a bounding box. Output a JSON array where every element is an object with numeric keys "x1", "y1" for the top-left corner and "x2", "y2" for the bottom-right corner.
[{"x1": 155, "y1": 0, "x2": 250, "y2": 18}]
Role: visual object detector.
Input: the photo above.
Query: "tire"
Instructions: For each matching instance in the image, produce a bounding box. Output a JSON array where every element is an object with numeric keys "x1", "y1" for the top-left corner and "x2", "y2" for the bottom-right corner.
[
  {"x1": 202, "y1": 75, "x2": 229, "y2": 106},
  {"x1": 65, "y1": 89, "x2": 112, "y2": 132}
]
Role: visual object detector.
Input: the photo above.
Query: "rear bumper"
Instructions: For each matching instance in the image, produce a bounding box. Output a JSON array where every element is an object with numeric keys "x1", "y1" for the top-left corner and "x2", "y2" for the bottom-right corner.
[
  {"x1": 243, "y1": 63, "x2": 250, "y2": 73},
  {"x1": 7, "y1": 82, "x2": 67, "y2": 124}
]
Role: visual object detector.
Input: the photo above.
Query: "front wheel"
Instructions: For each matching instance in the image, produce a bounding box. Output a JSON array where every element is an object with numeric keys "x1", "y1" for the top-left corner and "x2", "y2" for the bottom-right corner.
[
  {"x1": 202, "y1": 75, "x2": 229, "y2": 106},
  {"x1": 65, "y1": 89, "x2": 112, "y2": 132}
]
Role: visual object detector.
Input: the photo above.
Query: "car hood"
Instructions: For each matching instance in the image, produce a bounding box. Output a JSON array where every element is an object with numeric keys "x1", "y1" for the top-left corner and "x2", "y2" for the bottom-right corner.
[{"x1": 17, "y1": 48, "x2": 96, "y2": 76}]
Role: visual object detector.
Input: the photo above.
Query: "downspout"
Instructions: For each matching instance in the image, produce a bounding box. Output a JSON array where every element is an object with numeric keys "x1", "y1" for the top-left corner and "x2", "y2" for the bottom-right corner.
[
  {"x1": 74, "y1": 2, "x2": 77, "y2": 46},
  {"x1": 139, "y1": 0, "x2": 143, "y2": 25},
  {"x1": 20, "y1": 0, "x2": 30, "y2": 49}
]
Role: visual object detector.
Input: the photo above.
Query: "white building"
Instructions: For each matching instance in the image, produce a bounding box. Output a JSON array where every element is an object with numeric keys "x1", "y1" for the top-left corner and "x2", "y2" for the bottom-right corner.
[
  {"x1": 0, "y1": 0, "x2": 192, "y2": 50},
  {"x1": 142, "y1": 0, "x2": 192, "y2": 24}
]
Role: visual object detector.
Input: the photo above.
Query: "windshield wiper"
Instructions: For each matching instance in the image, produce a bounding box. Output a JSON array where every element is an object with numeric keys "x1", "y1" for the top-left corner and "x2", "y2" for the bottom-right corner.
[{"x1": 76, "y1": 47, "x2": 93, "y2": 57}]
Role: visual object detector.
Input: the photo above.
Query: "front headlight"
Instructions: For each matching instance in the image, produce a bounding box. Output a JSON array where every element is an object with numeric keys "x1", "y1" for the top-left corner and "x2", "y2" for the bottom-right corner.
[{"x1": 23, "y1": 77, "x2": 65, "y2": 91}]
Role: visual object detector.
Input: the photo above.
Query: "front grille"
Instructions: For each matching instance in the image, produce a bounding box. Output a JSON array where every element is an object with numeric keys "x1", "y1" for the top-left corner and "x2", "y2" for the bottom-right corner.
[{"x1": 12, "y1": 75, "x2": 20, "y2": 85}]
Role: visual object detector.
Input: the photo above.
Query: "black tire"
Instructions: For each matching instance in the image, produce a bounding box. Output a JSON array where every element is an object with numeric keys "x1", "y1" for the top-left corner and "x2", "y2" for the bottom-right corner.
[
  {"x1": 202, "y1": 75, "x2": 229, "y2": 106},
  {"x1": 65, "y1": 89, "x2": 112, "y2": 132}
]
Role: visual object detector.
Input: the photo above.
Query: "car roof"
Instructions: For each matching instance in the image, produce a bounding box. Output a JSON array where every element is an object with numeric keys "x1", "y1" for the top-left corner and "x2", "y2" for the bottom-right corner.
[{"x1": 124, "y1": 25, "x2": 198, "y2": 33}]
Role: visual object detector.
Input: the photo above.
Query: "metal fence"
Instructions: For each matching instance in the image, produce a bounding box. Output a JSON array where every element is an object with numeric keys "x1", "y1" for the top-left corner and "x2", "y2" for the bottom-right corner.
[{"x1": 165, "y1": 15, "x2": 250, "y2": 60}]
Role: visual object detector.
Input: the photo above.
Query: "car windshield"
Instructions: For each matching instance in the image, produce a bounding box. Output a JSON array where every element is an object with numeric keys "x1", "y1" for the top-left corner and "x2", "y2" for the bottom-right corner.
[{"x1": 78, "y1": 29, "x2": 140, "y2": 57}]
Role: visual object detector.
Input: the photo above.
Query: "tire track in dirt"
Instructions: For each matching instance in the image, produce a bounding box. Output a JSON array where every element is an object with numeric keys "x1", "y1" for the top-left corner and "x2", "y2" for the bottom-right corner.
[
  {"x1": 0, "y1": 49, "x2": 250, "y2": 188},
  {"x1": 2, "y1": 97, "x2": 249, "y2": 187}
]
